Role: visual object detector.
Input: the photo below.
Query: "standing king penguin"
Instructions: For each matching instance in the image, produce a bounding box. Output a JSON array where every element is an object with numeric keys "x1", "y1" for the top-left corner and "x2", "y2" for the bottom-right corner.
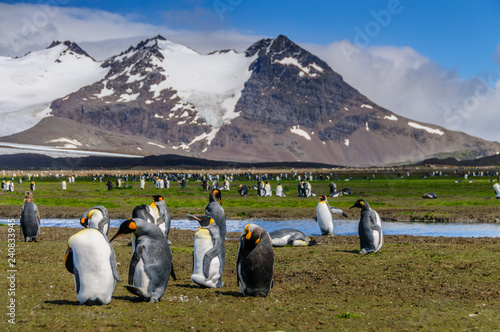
[
  {"x1": 132, "y1": 195, "x2": 171, "y2": 247},
  {"x1": 189, "y1": 215, "x2": 225, "y2": 288},
  {"x1": 316, "y1": 195, "x2": 348, "y2": 235},
  {"x1": 80, "y1": 205, "x2": 110, "y2": 236},
  {"x1": 493, "y1": 183, "x2": 500, "y2": 198},
  {"x1": 350, "y1": 199, "x2": 383, "y2": 255},
  {"x1": 65, "y1": 228, "x2": 120, "y2": 305},
  {"x1": 237, "y1": 223, "x2": 274, "y2": 297},
  {"x1": 20, "y1": 191, "x2": 40, "y2": 242},
  {"x1": 110, "y1": 218, "x2": 176, "y2": 303},
  {"x1": 150, "y1": 195, "x2": 172, "y2": 244},
  {"x1": 205, "y1": 189, "x2": 226, "y2": 240}
]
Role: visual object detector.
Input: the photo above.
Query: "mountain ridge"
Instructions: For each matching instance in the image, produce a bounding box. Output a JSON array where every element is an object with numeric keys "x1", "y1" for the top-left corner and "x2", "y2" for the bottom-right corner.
[{"x1": 1, "y1": 35, "x2": 499, "y2": 167}]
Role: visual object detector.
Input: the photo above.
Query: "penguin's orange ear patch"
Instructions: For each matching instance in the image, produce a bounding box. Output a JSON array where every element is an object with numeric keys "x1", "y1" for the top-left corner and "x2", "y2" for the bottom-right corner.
[
  {"x1": 245, "y1": 230, "x2": 252, "y2": 240},
  {"x1": 255, "y1": 238, "x2": 260, "y2": 245},
  {"x1": 129, "y1": 222, "x2": 137, "y2": 231},
  {"x1": 360, "y1": 201, "x2": 364, "y2": 206}
]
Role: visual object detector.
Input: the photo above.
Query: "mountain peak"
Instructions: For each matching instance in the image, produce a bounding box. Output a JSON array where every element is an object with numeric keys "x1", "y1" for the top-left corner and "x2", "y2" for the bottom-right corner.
[{"x1": 48, "y1": 40, "x2": 93, "y2": 60}]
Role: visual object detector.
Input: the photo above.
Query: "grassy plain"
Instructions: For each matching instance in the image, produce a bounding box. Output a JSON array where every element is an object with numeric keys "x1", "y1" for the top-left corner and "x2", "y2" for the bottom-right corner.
[
  {"x1": 0, "y1": 167, "x2": 499, "y2": 331},
  {"x1": 0, "y1": 227, "x2": 499, "y2": 331}
]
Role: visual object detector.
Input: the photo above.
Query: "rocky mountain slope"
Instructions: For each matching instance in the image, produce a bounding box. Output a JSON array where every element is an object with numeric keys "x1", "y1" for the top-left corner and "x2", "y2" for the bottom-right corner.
[{"x1": 2, "y1": 35, "x2": 499, "y2": 166}]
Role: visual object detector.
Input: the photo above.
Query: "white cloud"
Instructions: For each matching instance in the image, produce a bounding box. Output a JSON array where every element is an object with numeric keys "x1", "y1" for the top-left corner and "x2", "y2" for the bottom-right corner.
[
  {"x1": 306, "y1": 40, "x2": 500, "y2": 142},
  {"x1": 0, "y1": 3, "x2": 263, "y2": 60}
]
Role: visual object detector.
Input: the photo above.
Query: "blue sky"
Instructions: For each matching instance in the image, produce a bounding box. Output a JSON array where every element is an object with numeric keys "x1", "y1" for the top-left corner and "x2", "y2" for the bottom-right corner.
[
  {"x1": 2, "y1": 0, "x2": 497, "y2": 79},
  {"x1": 1, "y1": 0, "x2": 499, "y2": 141}
]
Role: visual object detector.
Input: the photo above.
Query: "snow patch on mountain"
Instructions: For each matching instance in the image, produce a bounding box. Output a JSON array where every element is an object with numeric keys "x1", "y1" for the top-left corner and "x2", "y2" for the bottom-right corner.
[
  {"x1": 408, "y1": 122, "x2": 444, "y2": 135},
  {"x1": 173, "y1": 128, "x2": 220, "y2": 151},
  {"x1": 147, "y1": 40, "x2": 256, "y2": 128},
  {"x1": 0, "y1": 43, "x2": 107, "y2": 137},
  {"x1": 290, "y1": 126, "x2": 311, "y2": 140},
  {"x1": 274, "y1": 57, "x2": 323, "y2": 78},
  {"x1": 384, "y1": 114, "x2": 398, "y2": 121}
]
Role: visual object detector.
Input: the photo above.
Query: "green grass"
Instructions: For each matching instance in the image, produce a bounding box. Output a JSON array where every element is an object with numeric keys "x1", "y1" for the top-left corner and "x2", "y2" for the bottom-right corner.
[
  {"x1": 1, "y1": 227, "x2": 498, "y2": 331},
  {"x1": 1, "y1": 168, "x2": 499, "y2": 222}
]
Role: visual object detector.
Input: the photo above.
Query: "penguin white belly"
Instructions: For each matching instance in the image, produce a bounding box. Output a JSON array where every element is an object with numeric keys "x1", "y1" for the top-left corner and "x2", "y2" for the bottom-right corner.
[
  {"x1": 158, "y1": 223, "x2": 167, "y2": 237},
  {"x1": 133, "y1": 258, "x2": 150, "y2": 294},
  {"x1": 191, "y1": 229, "x2": 221, "y2": 287},
  {"x1": 271, "y1": 234, "x2": 291, "y2": 247},
  {"x1": 372, "y1": 211, "x2": 383, "y2": 252},
  {"x1": 70, "y1": 230, "x2": 115, "y2": 304},
  {"x1": 316, "y1": 203, "x2": 334, "y2": 235},
  {"x1": 292, "y1": 239, "x2": 308, "y2": 247}
]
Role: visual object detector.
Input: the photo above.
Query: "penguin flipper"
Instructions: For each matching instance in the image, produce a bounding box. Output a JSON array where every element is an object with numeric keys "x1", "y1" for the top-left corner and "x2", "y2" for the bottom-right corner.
[
  {"x1": 74, "y1": 266, "x2": 81, "y2": 294},
  {"x1": 128, "y1": 249, "x2": 141, "y2": 285},
  {"x1": 109, "y1": 245, "x2": 120, "y2": 282},
  {"x1": 236, "y1": 235, "x2": 245, "y2": 286},
  {"x1": 202, "y1": 246, "x2": 222, "y2": 279},
  {"x1": 64, "y1": 248, "x2": 74, "y2": 274},
  {"x1": 370, "y1": 224, "x2": 382, "y2": 233},
  {"x1": 329, "y1": 205, "x2": 347, "y2": 218},
  {"x1": 124, "y1": 285, "x2": 146, "y2": 299}
]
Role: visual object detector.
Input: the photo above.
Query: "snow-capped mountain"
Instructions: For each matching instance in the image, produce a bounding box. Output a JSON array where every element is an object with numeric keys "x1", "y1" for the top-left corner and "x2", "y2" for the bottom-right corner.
[
  {"x1": 2, "y1": 35, "x2": 499, "y2": 166},
  {"x1": 0, "y1": 41, "x2": 107, "y2": 136}
]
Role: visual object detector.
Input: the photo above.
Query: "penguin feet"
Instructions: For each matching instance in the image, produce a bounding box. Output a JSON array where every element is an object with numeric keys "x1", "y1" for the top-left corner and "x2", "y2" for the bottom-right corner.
[{"x1": 359, "y1": 248, "x2": 374, "y2": 255}]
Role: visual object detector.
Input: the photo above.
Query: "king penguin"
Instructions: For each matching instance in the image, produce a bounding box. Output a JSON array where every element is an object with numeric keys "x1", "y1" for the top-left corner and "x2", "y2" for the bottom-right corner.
[
  {"x1": 205, "y1": 189, "x2": 226, "y2": 240},
  {"x1": 238, "y1": 184, "x2": 248, "y2": 196},
  {"x1": 493, "y1": 183, "x2": 500, "y2": 198},
  {"x1": 20, "y1": 191, "x2": 40, "y2": 242},
  {"x1": 316, "y1": 195, "x2": 347, "y2": 235},
  {"x1": 150, "y1": 195, "x2": 172, "y2": 244},
  {"x1": 80, "y1": 205, "x2": 110, "y2": 236},
  {"x1": 350, "y1": 199, "x2": 383, "y2": 255},
  {"x1": 110, "y1": 218, "x2": 176, "y2": 303},
  {"x1": 270, "y1": 228, "x2": 318, "y2": 247},
  {"x1": 65, "y1": 228, "x2": 120, "y2": 305},
  {"x1": 188, "y1": 215, "x2": 224, "y2": 288},
  {"x1": 237, "y1": 223, "x2": 274, "y2": 297}
]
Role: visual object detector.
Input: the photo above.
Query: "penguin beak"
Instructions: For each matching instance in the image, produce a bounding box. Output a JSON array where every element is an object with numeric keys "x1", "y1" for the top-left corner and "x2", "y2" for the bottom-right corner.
[
  {"x1": 110, "y1": 220, "x2": 137, "y2": 242},
  {"x1": 187, "y1": 214, "x2": 201, "y2": 221}
]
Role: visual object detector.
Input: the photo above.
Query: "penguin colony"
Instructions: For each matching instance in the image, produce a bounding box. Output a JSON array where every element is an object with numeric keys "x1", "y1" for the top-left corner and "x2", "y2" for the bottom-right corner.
[{"x1": 10, "y1": 169, "x2": 497, "y2": 306}]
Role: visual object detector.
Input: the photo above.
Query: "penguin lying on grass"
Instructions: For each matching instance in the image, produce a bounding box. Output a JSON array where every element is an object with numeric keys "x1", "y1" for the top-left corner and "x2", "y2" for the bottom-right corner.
[
  {"x1": 65, "y1": 228, "x2": 120, "y2": 305},
  {"x1": 188, "y1": 215, "x2": 225, "y2": 288},
  {"x1": 237, "y1": 224, "x2": 274, "y2": 297},
  {"x1": 270, "y1": 228, "x2": 318, "y2": 247},
  {"x1": 350, "y1": 199, "x2": 383, "y2": 255},
  {"x1": 110, "y1": 218, "x2": 176, "y2": 303}
]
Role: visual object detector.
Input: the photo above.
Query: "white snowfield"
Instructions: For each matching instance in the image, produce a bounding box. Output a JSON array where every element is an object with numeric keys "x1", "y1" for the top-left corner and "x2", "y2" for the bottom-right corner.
[
  {"x1": 0, "y1": 44, "x2": 107, "y2": 137},
  {"x1": 408, "y1": 122, "x2": 444, "y2": 135},
  {"x1": 146, "y1": 40, "x2": 257, "y2": 129}
]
